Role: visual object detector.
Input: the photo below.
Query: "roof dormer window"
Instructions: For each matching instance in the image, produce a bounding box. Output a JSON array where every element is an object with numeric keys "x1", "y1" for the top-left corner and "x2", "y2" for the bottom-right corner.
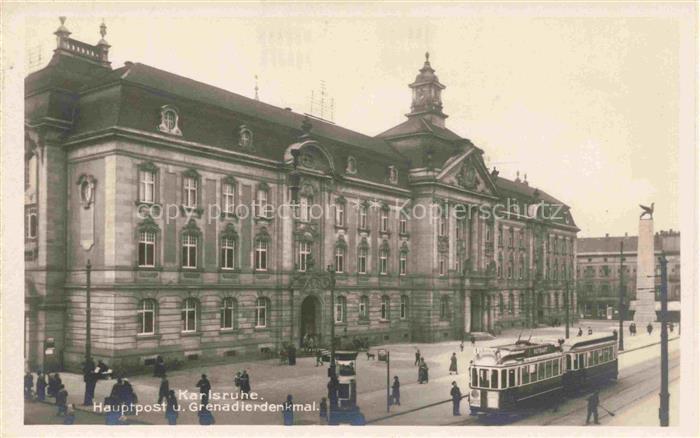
[
  {"x1": 158, "y1": 105, "x2": 182, "y2": 136},
  {"x1": 388, "y1": 166, "x2": 398, "y2": 184}
]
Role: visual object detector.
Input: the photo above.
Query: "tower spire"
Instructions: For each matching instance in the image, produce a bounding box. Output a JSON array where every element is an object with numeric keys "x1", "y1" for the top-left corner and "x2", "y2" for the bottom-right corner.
[{"x1": 406, "y1": 52, "x2": 447, "y2": 127}]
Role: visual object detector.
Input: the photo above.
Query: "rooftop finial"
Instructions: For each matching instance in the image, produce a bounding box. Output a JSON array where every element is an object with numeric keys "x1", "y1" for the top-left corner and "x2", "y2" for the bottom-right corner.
[
  {"x1": 425, "y1": 51, "x2": 430, "y2": 62},
  {"x1": 97, "y1": 19, "x2": 110, "y2": 46},
  {"x1": 55, "y1": 16, "x2": 71, "y2": 39},
  {"x1": 254, "y1": 74, "x2": 259, "y2": 101},
  {"x1": 516, "y1": 170, "x2": 520, "y2": 182}
]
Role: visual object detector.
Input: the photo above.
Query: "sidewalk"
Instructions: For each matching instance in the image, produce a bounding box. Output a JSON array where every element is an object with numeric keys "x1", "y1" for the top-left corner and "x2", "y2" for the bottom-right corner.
[{"x1": 38, "y1": 322, "x2": 677, "y2": 425}]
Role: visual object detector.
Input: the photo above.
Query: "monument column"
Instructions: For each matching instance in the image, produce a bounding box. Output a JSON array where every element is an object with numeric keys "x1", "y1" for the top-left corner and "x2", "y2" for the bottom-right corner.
[{"x1": 632, "y1": 216, "x2": 656, "y2": 324}]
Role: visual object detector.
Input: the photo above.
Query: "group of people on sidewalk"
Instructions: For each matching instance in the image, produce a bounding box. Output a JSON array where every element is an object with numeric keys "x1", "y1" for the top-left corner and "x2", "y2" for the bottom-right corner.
[{"x1": 24, "y1": 369, "x2": 74, "y2": 424}]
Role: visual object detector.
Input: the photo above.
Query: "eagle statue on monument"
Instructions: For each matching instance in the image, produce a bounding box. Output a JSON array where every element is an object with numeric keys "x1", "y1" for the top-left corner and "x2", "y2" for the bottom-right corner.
[{"x1": 639, "y1": 203, "x2": 654, "y2": 219}]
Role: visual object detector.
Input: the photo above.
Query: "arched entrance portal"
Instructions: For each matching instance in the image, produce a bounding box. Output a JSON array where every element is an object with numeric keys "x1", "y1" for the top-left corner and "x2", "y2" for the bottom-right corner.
[{"x1": 300, "y1": 295, "x2": 322, "y2": 348}]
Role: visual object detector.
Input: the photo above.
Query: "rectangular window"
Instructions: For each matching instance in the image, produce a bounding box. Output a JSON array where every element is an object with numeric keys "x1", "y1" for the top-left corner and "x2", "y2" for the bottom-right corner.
[
  {"x1": 334, "y1": 247, "x2": 345, "y2": 273},
  {"x1": 380, "y1": 297, "x2": 389, "y2": 320},
  {"x1": 139, "y1": 231, "x2": 156, "y2": 267},
  {"x1": 439, "y1": 255, "x2": 447, "y2": 276},
  {"x1": 501, "y1": 369, "x2": 507, "y2": 389},
  {"x1": 399, "y1": 253, "x2": 407, "y2": 276},
  {"x1": 139, "y1": 170, "x2": 155, "y2": 203},
  {"x1": 184, "y1": 176, "x2": 198, "y2": 208},
  {"x1": 379, "y1": 250, "x2": 388, "y2": 275},
  {"x1": 439, "y1": 216, "x2": 447, "y2": 237},
  {"x1": 255, "y1": 240, "x2": 268, "y2": 271},
  {"x1": 220, "y1": 299, "x2": 235, "y2": 329},
  {"x1": 399, "y1": 214, "x2": 408, "y2": 234},
  {"x1": 537, "y1": 362, "x2": 545, "y2": 380},
  {"x1": 25, "y1": 206, "x2": 38, "y2": 239},
  {"x1": 297, "y1": 241, "x2": 311, "y2": 272},
  {"x1": 471, "y1": 368, "x2": 478, "y2": 388},
  {"x1": 491, "y1": 369, "x2": 498, "y2": 389},
  {"x1": 479, "y1": 369, "x2": 490, "y2": 388},
  {"x1": 256, "y1": 189, "x2": 269, "y2": 218},
  {"x1": 335, "y1": 203, "x2": 345, "y2": 227},
  {"x1": 358, "y1": 248, "x2": 368, "y2": 274},
  {"x1": 223, "y1": 183, "x2": 236, "y2": 214},
  {"x1": 400, "y1": 296, "x2": 408, "y2": 319},
  {"x1": 255, "y1": 300, "x2": 267, "y2": 328},
  {"x1": 380, "y1": 209, "x2": 389, "y2": 233},
  {"x1": 359, "y1": 206, "x2": 368, "y2": 229},
  {"x1": 508, "y1": 369, "x2": 516, "y2": 387},
  {"x1": 521, "y1": 366, "x2": 530, "y2": 384},
  {"x1": 529, "y1": 364, "x2": 537, "y2": 382},
  {"x1": 181, "y1": 234, "x2": 197, "y2": 268},
  {"x1": 545, "y1": 361, "x2": 553, "y2": 378},
  {"x1": 221, "y1": 238, "x2": 235, "y2": 270},
  {"x1": 137, "y1": 301, "x2": 155, "y2": 335},
  {"x1": 359, "y1": 297, "x2": 368, "y2": 319},
  {"x1": 335, "y1": 300, "x2": 345, "y2": 323},
  {"x1": 181, "y1": 302, "x2": 197, "y2": 333},
  {"x1": 553, "y1": 358, "x2": 560, "y2": 375}
]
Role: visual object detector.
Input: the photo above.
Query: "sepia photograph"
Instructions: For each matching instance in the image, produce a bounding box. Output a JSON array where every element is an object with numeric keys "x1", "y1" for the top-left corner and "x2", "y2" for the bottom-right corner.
[{"x1": 1, "y1": 2, "x2": 698, "y2": 436}]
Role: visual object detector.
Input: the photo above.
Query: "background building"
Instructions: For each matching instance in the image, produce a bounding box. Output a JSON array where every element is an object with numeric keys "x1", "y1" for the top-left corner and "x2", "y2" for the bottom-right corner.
[
  {"x1": 576, "y1": 230, "x2": 680, "y2": 321},
  {"x1": 25, "y1": 20, "x2": 578, "y2": 371}
]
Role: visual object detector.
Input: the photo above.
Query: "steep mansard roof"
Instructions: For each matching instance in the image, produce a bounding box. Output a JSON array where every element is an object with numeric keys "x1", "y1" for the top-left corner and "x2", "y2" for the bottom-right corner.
[{"x1": 25, "y1": 51, "x2": 576, "y2": 229}]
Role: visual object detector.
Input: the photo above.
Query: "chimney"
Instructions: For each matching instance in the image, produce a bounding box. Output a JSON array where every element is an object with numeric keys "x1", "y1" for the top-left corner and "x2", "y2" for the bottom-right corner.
[{"x1": 605, "y1": 233, "x2": 609, "y2": 238}]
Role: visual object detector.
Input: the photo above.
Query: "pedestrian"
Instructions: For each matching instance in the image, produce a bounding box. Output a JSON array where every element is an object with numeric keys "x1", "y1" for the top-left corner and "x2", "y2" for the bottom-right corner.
[
  {"x1": 460, "y1": 342, "x2": 464, "y2": 352},
  {"x1": 83, "y1": 366, "x2": 97, "y2": 406},
  {"x1": 63, "y1": 404, "x2": 76, "y2": 425},
  {"x1": 587, "y1": 327, "x2": 593, "y2": 335},
  {"x1": 105, "y1": 397, "x2": 122, "y2": 425},
  {"x1": 234, "y1": 371, "x2": 242, "y2": 394},
  {"x1": 414, "y1": 348, "x2": 421, "y2": 366},
  {"x1": 48, "y1": 373, "x2": 61, "y2": 398},
  {"x1": 165, "y1": 390, "x2": 179, "y2": 425},
  {"x1": 24, "y1": 371, "x2": 34, "y2": 400},
  {"x1": 153, "y1": 355, "x2": 166, "y2": 378},
  {"x1": 629, "y1": 322, "x2": 635, "y2": 336},
  {"x1": 391, "y1": 376, "x2": 400, "y2": 406},
  {"x1": 36, "y1": 372, "x2": 47, "y2": 402},
  {"x1": 288, "y1": 344, "x2": 297, "y2": 366},
  {"x1": 110, "y1": 377, "x2": 124, "y2": 402},
  {"x1": 240, "y1": 370, "x2": 251, "y2": 397},
  {"x1": 577, "y1": 327, "x2": 583, "y2": 337},
  {"x1": 158, "y1": 376, "x2": 169, "y2": 404},
  {"x1": 470, "y1": 334, "x2": 476, "y2": 348},
  {"x1": 646, "y1": 322, "x2": 653, "y2": 335},
  {"x1": 97, "y1": 360, "x2": 111, "y2": 380},
  {"x1": 196, "y1": 374, "x2": 211, "y2": 407},
  {"x1": 449, "y1": 352, "x2": 458, "y2": 375},
  {"x1": 585, "y1": 390, "x2": 600, "y2": 425},
  {"x1": 198, "y1": 406, "x2": 215, "y2": 425},
  {"x1": 283, "y1": 394, "x2": 294, "y2": 425},
  {"x1": 315, "y1": 348, "x2": 323, "y2": 367},
  {"x1": 319, "y1": 397, "x2": 328, "y2": 424},
  {"x1": 122, "y1": 379, "x2": 138, "y2": 414},
  {"x1": 669, "y1": 322, "x2": 674, "y2": 333},
  {"x1": 56, "y1": 384, "x2": 68, "y2": 416},
  {"x1": 450, "y1": 381, "x2": 462, "y2": 416}
]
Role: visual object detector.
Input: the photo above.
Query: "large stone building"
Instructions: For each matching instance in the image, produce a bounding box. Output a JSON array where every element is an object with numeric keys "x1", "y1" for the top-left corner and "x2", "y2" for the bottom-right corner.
[
  {"x1": 24, "y1": 20, "x2": 579, "y2": 371},
  {"x1": 576, "y1": 230, "x2": 681, "y2": 320}
]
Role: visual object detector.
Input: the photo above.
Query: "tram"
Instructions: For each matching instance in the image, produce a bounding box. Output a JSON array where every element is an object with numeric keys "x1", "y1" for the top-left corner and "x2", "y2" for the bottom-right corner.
[{"x1": 467, "y1": 332, "x2": 618, "y2": 415}]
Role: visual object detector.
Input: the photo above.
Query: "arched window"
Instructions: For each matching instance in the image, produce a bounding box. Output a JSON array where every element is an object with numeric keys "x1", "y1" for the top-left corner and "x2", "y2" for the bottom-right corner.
[
  {"x1": 255, "y1": 297, "x2": 270, "y2": 328},
  {"x1": 220, "y1": 297, "x2": 237, "y2": 330},
  {"x1": 220, "y1": 223, "x2": 238, "y2": 270},
  {"x1": 335, "y1": 239, "x2": 346, "y2": 273},
  {"x1": 137, "y1": 299, "x2": 156, "y2": 335},
  {"x1": 379, "y1": 240, "x2": 389, "y2": 275},
  {"x1": 380, "y1": 295, "x2": 390, "y2": 321},
  {"x1": 136, "y1": 216, "x2": 160, "y2": 268},
  {"x1": 181, "y1": 219, "x2": 200, "y2": 269},
  {"x1": 357, "y1": 239, "x2": 369, "y2": 274},
  {"x1": 335, "y1": 296, "x2": 347, "y2": 323},
  {"x1": 497, "y1": 253, "x2": 503, "y2": 278},
  {"x1": 508, "y1": 292, "x2": 515, "y2": 315},
  {"x1": 158, "y1": 105, "x2": 182, "y2": 136},
  {"x1": 399, "y1": 209, "x2": 409, "y2": 235},
  {"x1": 400, "y1": 295, "x2": 409, "y2": 320},
  {"x1": 25, "y1": 206, "x2": 38, "y2": 239},
  {"x1": 499, "y1": 293, "x2": 505, "y2": 315},
  {"x1": 440, "y1": 296, "x2": 451, "y2": 320},
  {"x1": 359, "y1": 295, "x2": 369, "y2": 320},
  {"x1": 255, "y1": 236, "x2": 269, "y2": 271},
  {"x1": 181, "y1": 298, "x2": 198, "y2": 333}
]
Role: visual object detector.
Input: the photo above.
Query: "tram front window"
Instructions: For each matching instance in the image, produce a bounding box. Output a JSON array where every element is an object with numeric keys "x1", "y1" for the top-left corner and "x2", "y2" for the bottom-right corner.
[
  {"x1": 479, "y1": 369, "x2": 490, "y2": 388},
  {"x1": 491, "y1": 369, "x2": 498, "y2": 388},
  {"x1": 508, "y1": 369, "x2": 516, "y2": 387},
  {"x1": 566, "y1": 354, "x2": 572, "y2": 370},
  {"x1": 471, "y1": 368, "x2": 478, "y2": 387}
]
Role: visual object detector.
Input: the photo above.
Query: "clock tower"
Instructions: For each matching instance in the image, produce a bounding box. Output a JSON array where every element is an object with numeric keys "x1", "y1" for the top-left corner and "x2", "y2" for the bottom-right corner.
[{"x1": 407, "y1": 52, "x2": 448, "y2": 127}]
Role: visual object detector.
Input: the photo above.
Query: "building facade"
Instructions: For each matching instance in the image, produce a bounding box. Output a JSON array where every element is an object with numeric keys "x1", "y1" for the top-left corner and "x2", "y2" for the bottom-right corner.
[
  {"x1": 25, "y1": 20, "x2": 579, "y2": 371},
  {"x1": 576, "y1": 230, "x2": 681, "y2": 320}
]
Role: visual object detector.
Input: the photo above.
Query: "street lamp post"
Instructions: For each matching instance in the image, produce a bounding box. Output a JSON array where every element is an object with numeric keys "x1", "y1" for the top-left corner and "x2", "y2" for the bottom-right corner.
[
  {"x1": 658, "y1": 254, "x2": 669, "y2": 427},
  {"x1": 564, "y1": 280, "x2": 570, "y2": 339},
  {"x1": 618, "y1": 241, "x2": 625, "y2": 351},
  {"x1": 85, "y1": 259, "x2": 92, "y2": 361},
  {"x1": 326, "y1": 263, "x2": 338, "y2": 422}
]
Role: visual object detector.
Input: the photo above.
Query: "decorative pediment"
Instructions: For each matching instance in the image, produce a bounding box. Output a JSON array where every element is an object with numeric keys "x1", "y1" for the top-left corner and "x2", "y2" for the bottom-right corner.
[
  {"x1": 437, "y1": 151, "x2": 497, "y2": 196},
  {"x1": 137, "y1": 215, "x2": 160, "y2": 233},
  {"x1": 182, "y1": 218, "x2": 201, "y2": 236},
  {"x1": 221, "y1": 223, "x2": 238, "y2": 240},
  {"x1": 335, "y1": 236, "x2": 347, "y2": 249},
  {"x1": 137, "y1": 161, "x2": 159, "y2": 173}
]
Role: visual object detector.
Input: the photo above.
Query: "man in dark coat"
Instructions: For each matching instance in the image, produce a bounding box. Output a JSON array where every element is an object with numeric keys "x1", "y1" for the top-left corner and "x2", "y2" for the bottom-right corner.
[
  {"x1": 165, "y1": 390, "x2": 179, "y2": 425},
  {"x1": 198, "y1": 406, "x2": 215, "y2": 425},
  {"x1": 449, "y1": 352, "x2": 458, "y2": 375},
  {"x1": 450, "y1": 381, "x2": 462, "y2": 416},
  {"x1": 83, "y1": 366, "x2": 98, "y2": 406},
  {"x1": 391, "y1": 376, "x2": 400, "y2": 406},
  {"x1": 24, "y1": 372, "x2": 34, "y2": 400},
  {"x1": 36, "y1": 372, "x2": 47, "y2": 401},
  {"x1": 283, "y1": 394, "x2": 294, "y2": 425},
  {"x1": 319, "y1": 397, "x2": 328, "y2": 424},
  {"x1": 110, "y1": 377, "x2": 124, "y2": 401},
  {"x1": 196, "y1": 374, "x2": 211, "y2": 407},
  {"x1": 97, "y1": 360, "x2": 110, "y2": 379},
  {"x1": 240, "y1": 370, "x2": 251, "y2": 396},
  {"x1": 158, "y1": 376, "x2": 170, "y2": 404},
  {"x1": 48, "y1": 373, "x2": 61, "y2": 398},
  {"x1": 414, "y1": 348, "x2": 421, "y2": 366},
  {"x1": 153, "y1": 355, "x2": 166, "y2": 378},
  {"x1": 83, "y1": 357, "x2": 95, "y2": 382},
  {"x1": 586, "y1": 391, "x2": 600, "y2": 425},
  {"x1": 577, "y1": 327, "x2": 583, "y2": 337},
  {"x1": 56, "y1": 385, "x2": 68, "y2": 416},
  {"x1": 647, "y1": 322, "x2": 653, "y2": 335}
]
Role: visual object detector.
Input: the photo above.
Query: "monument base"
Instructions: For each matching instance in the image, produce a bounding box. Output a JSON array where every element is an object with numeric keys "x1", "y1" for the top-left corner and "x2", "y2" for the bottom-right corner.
[{"x1": 630, "y1": 300, "x2": 657, "y2": 325}]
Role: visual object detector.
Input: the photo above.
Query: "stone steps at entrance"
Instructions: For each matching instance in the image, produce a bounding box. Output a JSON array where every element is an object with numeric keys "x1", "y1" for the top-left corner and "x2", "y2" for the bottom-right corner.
[{"x1": 465, "y1": 332, "x2": 496, "y2": 341}]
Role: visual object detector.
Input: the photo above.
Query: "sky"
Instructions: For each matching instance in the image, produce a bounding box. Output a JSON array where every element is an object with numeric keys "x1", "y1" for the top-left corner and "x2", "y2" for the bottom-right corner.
[{"x1": 19, "y1": 3, "x2": 694, "y2": 238}]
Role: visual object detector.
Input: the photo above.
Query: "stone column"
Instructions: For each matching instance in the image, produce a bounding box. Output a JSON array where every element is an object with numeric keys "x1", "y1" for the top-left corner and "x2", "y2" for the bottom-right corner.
[
  {"x1": 464, "y1": 292, "x2": 471, "y2": 334},
  {"x1": 632, "y1": 218, "x2": 656, "y2": 324}
]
